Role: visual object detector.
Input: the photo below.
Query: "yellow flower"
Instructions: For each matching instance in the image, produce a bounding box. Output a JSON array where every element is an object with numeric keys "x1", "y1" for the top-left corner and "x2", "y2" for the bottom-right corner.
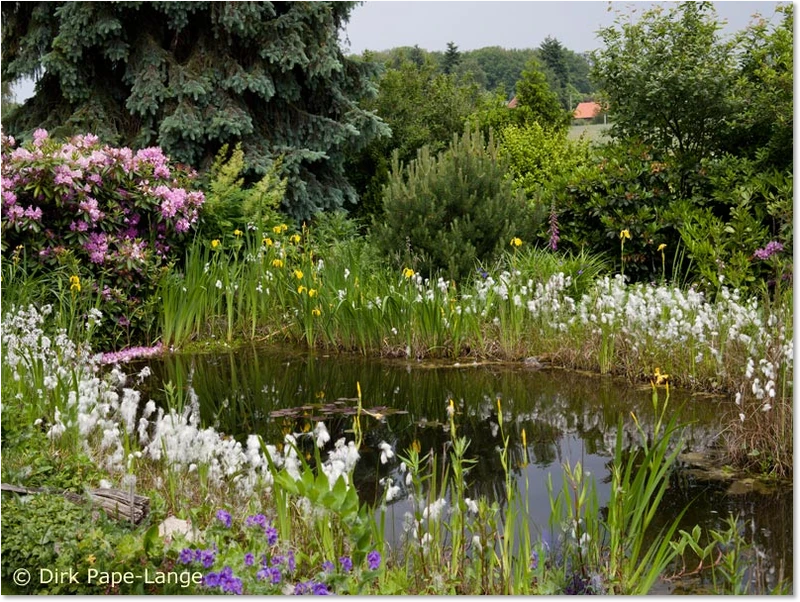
[
  {"x1": 312, "y1": 307, "x2": 321, "y2": 317},
  {"x1": 233, "y1": 229, "x2": 243, "y2": 237},
  {"x1": 411, "y1": 439, "x2": 421, "y2": 453},
  {"x1": 87, "y1": 554, "x2": 96, "y2": 566},
  {"x1": 263, "y1": 237, "x2": 273, "y2": 247},
  {"x1": 272, "y1": 259, "x2": 284, "y2": 268},
  {"x1": 654, "y1": 367, "x2": 669, "y2": 385},
  {"x1": 657, "y1": 243, "x2": 667, "y2": 252},
  {"x1": 69, "y1": 275, "x2": 81, "y2": 292},
  {"x1": 510, "y1": 237, "x2": 523, "y2": 248},
  {"x1": 620, "y1": 229, "x2": 631, "y2": 241},
  {"x1": 272, "y1": 223, "x2": 289, "y2": 234},
  {"x1": 293, "y1": 269, "x2": 304, "y2": 279},
  {"x1": 211, "y1": 239, "x2": 221, "y2": 249},
  {"x1": 289, "y1": 233, "x2": 301, "y2": 244},
  {"x1": 402, "y1": 267, "x2": 415, "y2": 279},
  {"x1": 298, "y1": 285, "x2": 307, "y2": 294},
  {"x1": 308, "y1": 288, "x2": 317, "y2": 297}
]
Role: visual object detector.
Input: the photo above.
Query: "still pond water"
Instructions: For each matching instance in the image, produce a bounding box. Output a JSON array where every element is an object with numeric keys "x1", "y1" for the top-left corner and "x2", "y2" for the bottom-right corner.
[{"x1": 143, "y1": 345, "x2": 792, "y2": 594}]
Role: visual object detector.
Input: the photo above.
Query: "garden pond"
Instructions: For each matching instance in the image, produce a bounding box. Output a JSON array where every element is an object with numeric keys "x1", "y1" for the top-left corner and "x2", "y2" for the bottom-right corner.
[{"x1": 140, "y1": 345, "x2": 792, "y2": 594}]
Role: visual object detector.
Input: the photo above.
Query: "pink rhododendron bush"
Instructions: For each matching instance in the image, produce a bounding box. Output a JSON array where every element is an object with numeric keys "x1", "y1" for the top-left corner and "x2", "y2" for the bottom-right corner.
[{"x1": 1, "y1": 130, "x2": 204, "y2": 345}]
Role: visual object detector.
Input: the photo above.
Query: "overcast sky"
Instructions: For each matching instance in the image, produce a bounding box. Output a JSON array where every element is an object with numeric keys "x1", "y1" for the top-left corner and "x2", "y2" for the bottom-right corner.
[
  {"x1": 11, "y1": 1, "x2": 783, "y2": 101},
  {"x1": 340, "y1": 1, "x2": 783, "y2": 55}
]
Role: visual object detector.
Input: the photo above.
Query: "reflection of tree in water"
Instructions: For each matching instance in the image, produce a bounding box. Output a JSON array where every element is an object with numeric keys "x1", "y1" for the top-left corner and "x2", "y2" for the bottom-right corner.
[{"x1": 137, "y1": 345, "x2": 790, "y2": 590}]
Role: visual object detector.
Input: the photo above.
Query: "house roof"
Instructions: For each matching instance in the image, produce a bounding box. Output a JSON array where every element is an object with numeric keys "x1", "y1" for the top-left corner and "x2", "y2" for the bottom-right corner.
[
  {"x1": 506, "y1": 96, "x2": 519, "y2": 109},
  {"x1": 573, "y1": 101, "x2": 601, "y2": 119}
]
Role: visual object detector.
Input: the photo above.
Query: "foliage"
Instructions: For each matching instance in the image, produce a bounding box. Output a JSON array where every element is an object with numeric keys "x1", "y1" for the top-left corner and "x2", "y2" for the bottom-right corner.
[
  {"x1": 0, "y1": 130, "x2": 204, "y2": 346},
  {"x1": 372, "y1": 127, "x2": 535, "y2": 281},
  {"x1": 514, "y1": 57, "x2": 571, "y2": 131},
  {"x1": 1, "y1": 2, "x2": 387, "y2": 221},
  {"x1": 346, "y1": 57, "x2": 483, "y2": 221},
  {"x1": 198, "y1": 143, "x2": 287, "y2": 240},
  {"x1": 441, "y1": 41, "x2": 461, "y2": 75},
  {"x1": 724, "y1": 4, "x2": 793, "y2": 170},
  {"x1": 552, "y1": 140, "x2": 681, "y2": 282},
  {"x1": 499, "y1": 121, "x2": 590, "y2": 203},
  {"x1": 1, "y1": 494, "x2": 131, "y2": 594},
  {"x1": 676, "y1": 155, "x2": 792, "y2": 292},
  {"x1": 592, "y1": 2, "x2": 737, "y2": 188}
]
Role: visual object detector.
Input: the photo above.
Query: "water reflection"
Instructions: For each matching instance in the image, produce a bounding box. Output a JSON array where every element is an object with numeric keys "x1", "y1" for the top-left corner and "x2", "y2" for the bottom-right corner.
[{"x1": 141, "y1": 345, "x2": 791, "y2": 592}]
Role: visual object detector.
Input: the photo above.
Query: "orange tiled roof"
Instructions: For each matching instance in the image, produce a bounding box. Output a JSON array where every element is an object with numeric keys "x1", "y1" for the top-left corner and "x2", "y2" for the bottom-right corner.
[
  {"x1": 573, "y1": 101, "x2": 601, "y2": 119},
  {"x1": 507, "y1": 96, "x2": 519, "y2": 108}
]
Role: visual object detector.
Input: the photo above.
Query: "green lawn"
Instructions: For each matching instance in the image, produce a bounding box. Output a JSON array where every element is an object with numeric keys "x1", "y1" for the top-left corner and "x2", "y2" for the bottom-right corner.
[{"x1": 568, "y1": 122, "x2": 612, "y2": 142}]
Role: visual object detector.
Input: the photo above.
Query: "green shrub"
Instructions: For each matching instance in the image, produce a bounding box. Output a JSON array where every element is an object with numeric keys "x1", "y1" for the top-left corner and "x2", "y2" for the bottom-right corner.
[
  {"x1": 552, "y1": 140, "x2": 682, "y2": 282},
  {"x1": 199, "y1": 143, "x2": 287, "y2": 239},
  {"x1": 677, "y1": 155, "x2": 792, "y2": 292},
  {"x1": 372, "y1": 128, "x2": 539, "y2": 281},
  {"x1": 499, "y1": 123, "x2": 590, "y2": 201}
]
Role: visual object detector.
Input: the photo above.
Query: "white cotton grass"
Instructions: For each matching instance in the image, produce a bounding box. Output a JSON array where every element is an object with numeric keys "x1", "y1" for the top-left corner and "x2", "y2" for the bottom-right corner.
[{"x1": 1, "y1": 304, "x2": 367, "y2": 501}]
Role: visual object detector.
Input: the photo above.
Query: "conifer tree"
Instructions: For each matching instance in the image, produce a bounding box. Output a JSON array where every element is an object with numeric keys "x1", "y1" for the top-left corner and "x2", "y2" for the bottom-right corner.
[
  {"x1": 441, "y1": 41, "x2": 461, "y2": 75},
  {"x1": 1, "y1": 2, "x2": 387, "y2": 220}
]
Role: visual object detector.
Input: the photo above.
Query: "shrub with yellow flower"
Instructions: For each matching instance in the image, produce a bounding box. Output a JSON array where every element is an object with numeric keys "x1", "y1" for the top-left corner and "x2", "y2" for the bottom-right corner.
[
  {"x1": 272, "y1": 259, "x2": 284, "y2": 268},
  {"x1": 69, "y1": 275, "x2": 81, "y2": 292},
  {"x1": 273, "y1": 224, "x2": 288, "y2": 234}
]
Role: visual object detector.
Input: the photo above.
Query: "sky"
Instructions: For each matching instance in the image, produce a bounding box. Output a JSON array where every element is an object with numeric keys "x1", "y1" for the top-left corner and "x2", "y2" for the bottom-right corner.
[
  {"x1": 11, "y1": 1, "x2": 783, "y2": 101},
  {"x1": 340, "y1": 1, "x2": 783, "y2": 55}
]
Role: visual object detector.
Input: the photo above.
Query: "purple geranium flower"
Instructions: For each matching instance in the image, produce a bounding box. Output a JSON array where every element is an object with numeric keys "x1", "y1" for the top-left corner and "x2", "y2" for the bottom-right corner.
[
  {"x1": 265, "y1": 524, "x2": 278, "y2": 546},
  {"x1": 339, "y1": 556, "x2": 353, "y2": 573},
  {"x1": 245, "y1": 514, "x2": 268, "y2": 529},
  {"x1": 199, "y1": 548, "x2": 216, "y2": 569},
  {"x1": 216, "y1": 509, "x2": 232, "y2": 528},
  {"x1": 367, "y1": 550, "x2": 381, "y2": 571},
  {"x1": 203, "y1": 572, "x2": 220, "y2": 587},
  {"x1": 321, "y1": 560, "x2": 334, "y2": 573},
  {"x1": 244, "y1": 553, "x2": 255, "y2": 567},
  {"x1": 178, "y1": 548, "x2": 194, "y2": 565}
]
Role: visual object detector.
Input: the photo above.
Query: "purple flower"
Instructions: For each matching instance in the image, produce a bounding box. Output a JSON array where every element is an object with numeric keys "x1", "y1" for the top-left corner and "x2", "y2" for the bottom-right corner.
[
  {"x1": 367, "y1": 550, "x2": 381, "y2": 571},
  {"x1": 245, "y1": 514, "x2": 268, "y2": 529},
  {"x1": 294, "y1": 581, "x2": 311, "y2": 595},
  {"x1": 216, "y1": 509, "x2": 232, "y2": 528},
  {"x1": 321, "y1": 560, "x2": 334, "y2": 573},
  {"x1": 199, "y1": 548, "x2": 216, "y2": 569},
  {"x1": 530, "y1": 550, "x2": 539, "y2": 570},
  {"x1": 244, "y1": 553, "x2": 255, "y2": 567},
  {"x1": 287, "y1": 550, "x2": 296, "y2": 573},
  {"x1": 754, "y1": 241, "x2": 784, "y2": 260},
  {"x1": 265, "y1": 524, "x2": 278, "y2": 546},
  {"x1": 312, "y1": 582, "x2": 331, "y2": 595},
  {"x1": 179, "y1": 548, "x2": 194, "y2": 565},
  {"x1": 257, "y1": 567, "x2": 281, "y2": 584},
  {"x1": 203, "y1": 572, "x2": 220, "y2": 587},
  {"x1": 339, "y1": 556, "x2": 353, "y2": 573}
]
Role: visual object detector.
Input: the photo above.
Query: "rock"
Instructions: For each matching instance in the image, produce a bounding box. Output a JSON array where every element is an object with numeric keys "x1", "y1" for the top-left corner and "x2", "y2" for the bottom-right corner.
[
  {"x1": 158, "y1": 515, "x2": 195, "y2": 542},
  {"x1": 523, "y1": 357, "x2": 543, "y2": 369}
]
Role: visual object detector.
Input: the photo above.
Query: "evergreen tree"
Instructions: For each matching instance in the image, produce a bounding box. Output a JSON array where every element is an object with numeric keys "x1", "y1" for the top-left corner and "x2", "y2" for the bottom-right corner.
[
  {"x1": 538, "y1": 36, "x2": 570, "y2": 109},
  {"x1": 441, "y1": 41, "x2": 461, "y2": 75},
  {"x1": 1, "y1": 2, "x2": 387, "y2": 220},
  {"x1": 515, "y1": 57, "x2": 570, "y2": 130}
]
